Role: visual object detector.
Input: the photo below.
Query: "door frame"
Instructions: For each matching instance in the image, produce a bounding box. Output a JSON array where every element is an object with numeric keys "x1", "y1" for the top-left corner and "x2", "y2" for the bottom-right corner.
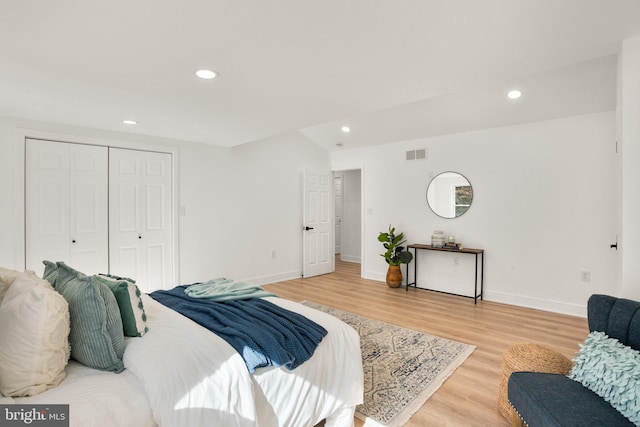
[
  {"x1": 331, "y1": 164, "x2": 365, "y2": 278},
  {"x1": 14, "y1": 128, "x2": 180, "y2": 285},
  {"x1": 333, "y1": 172, "x2": 344, "y2": 256}
]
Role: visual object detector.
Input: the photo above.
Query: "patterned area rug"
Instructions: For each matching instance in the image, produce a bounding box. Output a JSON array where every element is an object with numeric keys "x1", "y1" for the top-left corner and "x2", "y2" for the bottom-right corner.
[{"x1": 302, "y1": 301, "x2": 475, "y2": 427}]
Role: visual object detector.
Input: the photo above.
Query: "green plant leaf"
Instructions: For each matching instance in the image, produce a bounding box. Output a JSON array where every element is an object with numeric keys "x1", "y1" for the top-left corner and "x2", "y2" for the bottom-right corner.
[
  {"x1": 379, "y1": 225, "x2": 412, "y2": 265},
  {"x1": 398, "y1": 251, "x2": 413, "y2": 264}
]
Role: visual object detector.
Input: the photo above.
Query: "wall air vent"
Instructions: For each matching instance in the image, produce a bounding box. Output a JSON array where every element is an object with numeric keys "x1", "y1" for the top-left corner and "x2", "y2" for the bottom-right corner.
[{"x1": 406, "y1": 148, "x2": 427, "y2": 161}]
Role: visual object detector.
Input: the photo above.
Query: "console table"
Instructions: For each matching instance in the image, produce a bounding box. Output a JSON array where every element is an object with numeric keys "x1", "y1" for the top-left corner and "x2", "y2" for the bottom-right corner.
[{"x1": 405, "y1": 244, "x2": 484, "y2": 304}]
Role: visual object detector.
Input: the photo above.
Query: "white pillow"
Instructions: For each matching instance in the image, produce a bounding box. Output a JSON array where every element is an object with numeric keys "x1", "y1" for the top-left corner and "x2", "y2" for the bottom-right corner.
[
  {"x1": 0, "y1": 267, "x2": 21, "y2": 305},
  {"x1": 0, "y1": 271, "x2": 71, "y2": 397}
]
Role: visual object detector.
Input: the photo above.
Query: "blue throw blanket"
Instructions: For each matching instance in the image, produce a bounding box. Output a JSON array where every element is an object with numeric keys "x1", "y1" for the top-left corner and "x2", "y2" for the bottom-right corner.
[{"x1": 149, "y1": 286, "x2": 327, "y2": 373}]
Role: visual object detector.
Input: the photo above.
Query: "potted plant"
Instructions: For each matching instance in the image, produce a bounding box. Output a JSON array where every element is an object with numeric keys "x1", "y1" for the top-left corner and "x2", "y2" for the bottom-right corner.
[{"x1": 378, "y1": 225, "x2": 414, "y2": 288}]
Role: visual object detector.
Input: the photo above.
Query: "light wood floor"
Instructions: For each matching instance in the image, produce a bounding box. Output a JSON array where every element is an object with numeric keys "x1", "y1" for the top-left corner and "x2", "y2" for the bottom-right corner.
[{"x1": 263, "y1": 257, "x2": 589, "y2": 427}]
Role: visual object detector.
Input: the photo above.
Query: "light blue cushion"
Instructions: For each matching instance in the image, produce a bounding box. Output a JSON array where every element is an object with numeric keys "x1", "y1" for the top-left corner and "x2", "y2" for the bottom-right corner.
[
  {"x1": 568, "y1": 331, "x2": 640, "y2": 424},
  {"x1": 52, "y1": 262, "x2": 125, "y2": 373}
]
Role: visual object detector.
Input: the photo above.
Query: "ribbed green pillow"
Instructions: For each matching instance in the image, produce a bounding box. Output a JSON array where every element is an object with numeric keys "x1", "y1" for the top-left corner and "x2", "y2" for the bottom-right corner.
[
  {"x1": 42, "y1": 260, "x2": 58, "y2": 286},
  {"x1": 94, "y1": 274, "x2": 148, "y2": 337},
  {"x1": 52, "y1": 262, "x2": 125, "y2": 373},
  {"x1": 568, "y1": 331, "x2": 640, "y2": 424}
]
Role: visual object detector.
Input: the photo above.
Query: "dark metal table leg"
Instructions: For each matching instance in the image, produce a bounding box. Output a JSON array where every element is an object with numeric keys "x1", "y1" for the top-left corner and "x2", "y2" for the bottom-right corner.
[
  {"x1": 481, "y1": 252, "x2": 484, "y2": 301},
  {"x1": 474, "y1": 253, "x2": 478, "y2": 304}
]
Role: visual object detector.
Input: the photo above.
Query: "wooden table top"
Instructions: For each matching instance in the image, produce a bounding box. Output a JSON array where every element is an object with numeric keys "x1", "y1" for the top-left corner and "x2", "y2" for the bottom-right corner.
[{"x1": 407, "y1": 243, "x2": 484, "y2": 254}]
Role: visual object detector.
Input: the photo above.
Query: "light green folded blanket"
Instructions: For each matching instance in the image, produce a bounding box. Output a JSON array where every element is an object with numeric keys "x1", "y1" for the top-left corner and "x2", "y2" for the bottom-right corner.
[{"x1": 184, "y1": 278, "x2": 278, "y2": 302}]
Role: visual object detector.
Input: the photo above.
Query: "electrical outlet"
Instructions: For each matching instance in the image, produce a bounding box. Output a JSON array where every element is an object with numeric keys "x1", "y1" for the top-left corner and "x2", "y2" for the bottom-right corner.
[
  {"x1": 271, "y1": 250, "x2": 276, "y2": 259},
  {"x1": 581, "y1": 271, "x2": 591, "y2": 282},
  {"x1": 454, "y1": 257, "x2": 460, "y2": 265}
]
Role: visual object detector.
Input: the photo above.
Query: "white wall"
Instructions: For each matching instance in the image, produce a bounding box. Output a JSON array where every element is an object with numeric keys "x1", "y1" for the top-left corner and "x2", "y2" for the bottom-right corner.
[
  {"x1": 0, "y1": 120, "x2": 18, "y2": 268},
  {"x1": 339, "y1": 169, "x2": 361, "y2": 263},
  {"x1": 621, "y1": 37, "x2": 640, "y2": 301},
  {"x1": 179, "y1": 132, "x2": 329, "y2": 284},
  {"x1": 0, "y1": 117, "x2": 329, "y2": 286},
  {"x1": 331, "y1": 111, "x2": 619, "y2": 316}
]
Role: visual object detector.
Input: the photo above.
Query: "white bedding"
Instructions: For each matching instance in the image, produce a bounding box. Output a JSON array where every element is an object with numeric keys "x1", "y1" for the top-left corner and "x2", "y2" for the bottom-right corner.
[
  {"x1": 14, "y1": 362, "x2": 154, "y2": 427},
  {"x1": 14, "y1": 295, "x2": 363, "y2": 427},
  {"x1": 251, "y1": 298, "x2": 363, "y2": 427}
]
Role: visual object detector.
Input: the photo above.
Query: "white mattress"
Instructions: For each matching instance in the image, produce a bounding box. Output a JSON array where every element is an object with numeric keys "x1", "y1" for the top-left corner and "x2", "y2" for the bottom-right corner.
[{"x1": 13, "y1": 295, "x2": 363, "y2": 427}]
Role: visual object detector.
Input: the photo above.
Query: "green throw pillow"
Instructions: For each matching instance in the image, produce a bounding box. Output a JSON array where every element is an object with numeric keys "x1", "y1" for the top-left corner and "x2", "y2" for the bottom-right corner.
[
  {"x1": 42, "y1": 260, "x2": 58, "y2": 286},
  {"x1": 568, "y1": 331, "x2": 640, "y2": 424},
  {"x1": 53, "y1": 262, "x2": 125, "y2": 373},
  {"x1": 95, "y1": 274, "x2": 148, "y2": 337}
]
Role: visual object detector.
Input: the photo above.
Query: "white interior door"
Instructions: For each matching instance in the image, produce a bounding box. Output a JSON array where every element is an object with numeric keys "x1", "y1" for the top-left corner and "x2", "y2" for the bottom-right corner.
[
  {"x1": 303, "y1": 171, "x2": 334, "y2": 278},
  {"x1": 109, "y1": 148, "x2": 173, "y2": 292},
  {"x1": 25, "y1": 139, "x2": 108, "y2": 276}
]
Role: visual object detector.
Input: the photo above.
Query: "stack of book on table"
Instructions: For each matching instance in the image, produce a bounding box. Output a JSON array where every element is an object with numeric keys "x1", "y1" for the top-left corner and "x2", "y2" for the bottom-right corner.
[{"x1": 443, "y1": 242, "x2": 463, "y2": 250}]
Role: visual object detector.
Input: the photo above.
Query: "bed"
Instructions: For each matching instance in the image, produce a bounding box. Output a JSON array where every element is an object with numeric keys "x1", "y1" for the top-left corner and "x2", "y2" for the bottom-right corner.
[{"x1": 0, "y1": 266, "x2": 364, "y2": 427}]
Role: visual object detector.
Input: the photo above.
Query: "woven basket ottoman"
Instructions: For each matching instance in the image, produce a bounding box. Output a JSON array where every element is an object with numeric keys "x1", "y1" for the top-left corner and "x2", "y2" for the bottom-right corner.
[{"x1": 498, "y1": 343, "x2": 574, "y2": 422}]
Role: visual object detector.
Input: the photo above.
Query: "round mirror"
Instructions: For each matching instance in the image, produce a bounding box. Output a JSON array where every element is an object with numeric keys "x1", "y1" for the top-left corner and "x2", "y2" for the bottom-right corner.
[{"x1": 426, "y1": 172, "x2": 473, "y2": 218}]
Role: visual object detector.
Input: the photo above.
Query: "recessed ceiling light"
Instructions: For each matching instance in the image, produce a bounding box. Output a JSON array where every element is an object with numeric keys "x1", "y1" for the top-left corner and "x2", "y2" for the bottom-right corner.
[
  {"x1": 507, "y1": 90, "x2": 522, "y2": 99},
  {"x1": 341, "y1": 126, "x2": 351, "y2": 133},
  {"x1": 122, "y1": 120, "x2": 138, "y2": 125},
  {"x1": 196, "y1": 69, "x2": 218, "y2": 79}
]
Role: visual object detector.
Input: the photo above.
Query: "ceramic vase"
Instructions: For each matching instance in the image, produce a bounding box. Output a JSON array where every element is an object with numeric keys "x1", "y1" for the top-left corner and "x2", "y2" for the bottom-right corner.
[{"x1": 386, "y1": 265, "x2": 403, "y2": 288}]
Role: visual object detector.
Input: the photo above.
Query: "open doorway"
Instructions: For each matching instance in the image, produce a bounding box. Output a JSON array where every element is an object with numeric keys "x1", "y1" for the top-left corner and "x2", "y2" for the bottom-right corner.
[{"x1": 333, "y1": 169, "x2": 362, "y2": 273}]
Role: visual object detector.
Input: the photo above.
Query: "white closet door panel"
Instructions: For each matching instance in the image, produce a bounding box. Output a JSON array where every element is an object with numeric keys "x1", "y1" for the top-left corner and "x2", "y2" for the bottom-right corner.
[
  {"x1": 146, "y1": 244, "x2": 166, "y2": 292},
  {"x1": 145, "y1": 158, "x2": 165, "y2": 176},
  {"x1": 110, "y1": 148, "x2": 173, "y2": 292},
  {"x1": 117, "y1": 156, "x2": 139, "y2": 175},
  {"x1": 73, "y1": 182, "x2": 99, "y2": 232},
  {"x1": 109, "y1": 151, "x2": 142, "y2": 278},
  {"x1": 72, "y1": 248, "x2": 105, "y2": 274},
  {"x1": 139, "y1": 152, "x2": 173, "y2": 291},
  {"x1": 113, "y1": 246, "x2": 141, "y2": 282},
  {"x1": 26, "y1": 140, "x2": 70, "y2": 274},
  {"x1": 117, "y1": 183, "x2": 140, "y2": 232},
  {"x1": 146, "y1": 184, "x2": 165, "y2": 230},
  {"x1": 69, "y1": 144, "x2": 109, "y2": 275},
  {"x1": 39, "y1": 178, "x2": 68, "y2": 236},
  {"x1": 26, "y1": 139, "x2": 108, "y2": 276}
]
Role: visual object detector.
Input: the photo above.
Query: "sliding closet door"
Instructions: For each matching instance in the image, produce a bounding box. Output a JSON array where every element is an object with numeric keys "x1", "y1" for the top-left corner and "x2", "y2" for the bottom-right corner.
[
  {"x1": 25, "y1": 139, "x2": 109, "y2": 276},
  {"x1": 109, "y1": 148, "x2": 173, "y2": 292}
]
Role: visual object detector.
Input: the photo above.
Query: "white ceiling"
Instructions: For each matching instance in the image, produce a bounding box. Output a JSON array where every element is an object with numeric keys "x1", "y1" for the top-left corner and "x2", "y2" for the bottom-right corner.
[{"x1": 1, "y1": 1, "x2": 639, "y2": 151}]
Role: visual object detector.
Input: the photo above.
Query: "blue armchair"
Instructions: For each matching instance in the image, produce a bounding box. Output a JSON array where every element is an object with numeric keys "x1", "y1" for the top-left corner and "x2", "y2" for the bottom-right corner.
[{"x1": 508, "y1": 294, "x2": 640, "y2": 426}]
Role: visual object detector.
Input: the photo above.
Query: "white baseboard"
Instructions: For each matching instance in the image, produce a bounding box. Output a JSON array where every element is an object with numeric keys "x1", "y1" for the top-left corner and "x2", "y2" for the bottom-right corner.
[
  {"x1": 482, "y1": 290, "x2": 587, "y2": 318},
  {"x1": 269, "y1": 268, "x2": 588, "y2": 318},
  {"x1": 364, "y1": 271, "x2": 386, "y2": 283},
  {"x1": 339, "y1": 255, "x2": 361, "y2": 263},
  {"x1": 245, "y1": 270, "x2": 302, "y2": 286},
  {"x1": 365, "y1": 270, "x2": 418, "y2": 286},
  {"x1": 364, "y1": 271, "x2": 588, "y2": 318}
]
